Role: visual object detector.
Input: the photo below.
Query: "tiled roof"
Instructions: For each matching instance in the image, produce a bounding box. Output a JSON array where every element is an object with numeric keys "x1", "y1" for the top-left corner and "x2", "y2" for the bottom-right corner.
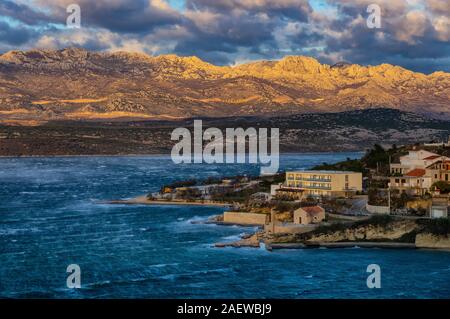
[{"x1": 405, "y1": 168, "x2": 426, "y2": 177}]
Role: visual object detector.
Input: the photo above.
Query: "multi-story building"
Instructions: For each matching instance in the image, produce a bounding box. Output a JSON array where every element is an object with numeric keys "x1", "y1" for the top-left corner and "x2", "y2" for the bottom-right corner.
[
  {"x1": 389, "y1": 152, "x2": 450, "y2": 195},
  {"x1": 426, "y1": 159, "x2": 450, "y2": 184},
  {"x1": 389, "y1": 169, "x2": 432, "y2": 195},
  {"x1": 276, "y1": 170, "x2": 363, "y2": 199},
  {"x1": 390, "y1": 150, "x2": 447, "y2": 175}
]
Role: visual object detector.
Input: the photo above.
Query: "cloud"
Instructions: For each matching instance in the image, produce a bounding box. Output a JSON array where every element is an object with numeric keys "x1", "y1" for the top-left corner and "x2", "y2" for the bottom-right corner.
[
  {"x1": 0, "y1": 0, "x2": 56, "y2": 26},
  {"x1": 186, "y1": 0, "x2": 312, "y2": 21},
  {"x1": 30, "y1": 0, "x2": 183, "y2": 33},
  {"x1": 318, "y1": 0, "x2": 450, "y2": 72},
  {"x1": 0, "y1": 21, "x2": 37, "y2": 46},
  {"x1": 0, "y1": 0, "x2": 449, "y2": 73}
]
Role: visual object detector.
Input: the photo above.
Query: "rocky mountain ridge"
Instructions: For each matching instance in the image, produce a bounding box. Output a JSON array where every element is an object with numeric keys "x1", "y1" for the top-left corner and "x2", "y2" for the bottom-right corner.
[{"x1": 0, "y1": 48, "x2": 449, "y2": 124}]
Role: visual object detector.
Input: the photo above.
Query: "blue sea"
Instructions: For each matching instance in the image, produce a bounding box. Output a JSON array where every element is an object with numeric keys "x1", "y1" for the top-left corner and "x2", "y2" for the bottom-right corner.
[{"x1": 0, "y1": 153, "x2": 449, "y2": 298}]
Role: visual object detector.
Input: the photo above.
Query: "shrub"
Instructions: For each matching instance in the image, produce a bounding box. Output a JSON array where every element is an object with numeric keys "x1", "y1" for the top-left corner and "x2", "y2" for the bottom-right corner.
[
  {"x1": 431, "y1": 181, "x2": 450, "y2": 194},
  {"x1": 352, "y1": 215, "x2": 393, "y2": 228},
  {"x1": 313, "y1": 222, "x2": 347, "y2": 235},
  {"x1": 417, "y1": 218, "x2": 450, "y2": 236}
]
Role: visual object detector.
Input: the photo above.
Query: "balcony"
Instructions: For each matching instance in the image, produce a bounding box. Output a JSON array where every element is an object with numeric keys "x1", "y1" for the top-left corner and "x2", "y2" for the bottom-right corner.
[
  {"x1": 306, "y1": 185, "x2": 332, "y2": 190},
  {"x1": 302, "y1": 177, "x2": 332, "y2": 182},
  {"x1": 285, "y1": 184, "x2": 331, "y2": 190}
]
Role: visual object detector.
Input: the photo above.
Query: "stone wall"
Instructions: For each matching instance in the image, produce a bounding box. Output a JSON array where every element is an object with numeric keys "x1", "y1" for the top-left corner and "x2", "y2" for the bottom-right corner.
[
  {"x1": 223, "y1": 212, "x2": 268, "y2": 225},
  {"x1": 265, "y1": 223, "x2": 317, "y2": 234},
  {"x1": 366, "y1": 203, "x2": 390, "y2": 214}
]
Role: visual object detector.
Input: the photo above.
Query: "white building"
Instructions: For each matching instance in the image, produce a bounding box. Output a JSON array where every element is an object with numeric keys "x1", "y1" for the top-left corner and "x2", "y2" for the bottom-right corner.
[
  {"x1": 430, "y1": 196, "x2": 449, "y2": 219},
  {"x1": 390, "y1": 150, "x2": 449, "y2": 175}
]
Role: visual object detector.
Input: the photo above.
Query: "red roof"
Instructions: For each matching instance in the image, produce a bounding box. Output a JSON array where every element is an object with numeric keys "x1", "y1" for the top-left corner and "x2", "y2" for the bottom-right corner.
[
  {"x1": 424, "y1": 155, "x2": 440, "y2": 160},
  {"x1": 301, "y1": 206, "x2": 324, "y2": 215},
  {"x1": 405, "y1": 168, "x2": 426, "y2": 177}
]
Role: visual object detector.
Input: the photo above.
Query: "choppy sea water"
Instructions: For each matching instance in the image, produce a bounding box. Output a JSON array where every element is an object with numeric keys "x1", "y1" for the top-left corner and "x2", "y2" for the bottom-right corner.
[{"x1": 0, "y1": 153, "x2": 449, "y2": 298}]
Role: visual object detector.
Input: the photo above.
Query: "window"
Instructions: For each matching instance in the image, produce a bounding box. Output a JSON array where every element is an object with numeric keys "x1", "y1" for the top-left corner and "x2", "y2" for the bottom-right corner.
[
  {"x1": 446, "y1": 174, "x2": 449, "y2": 181},
  {"x1": 395, "y1": 179, "x2": 399, "y2": 183}
]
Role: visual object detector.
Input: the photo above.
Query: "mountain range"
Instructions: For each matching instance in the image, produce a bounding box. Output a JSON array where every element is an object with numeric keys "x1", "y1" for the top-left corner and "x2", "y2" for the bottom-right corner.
[{"x1": 0, "y1": 48, "x2": 449, "y2": 125}]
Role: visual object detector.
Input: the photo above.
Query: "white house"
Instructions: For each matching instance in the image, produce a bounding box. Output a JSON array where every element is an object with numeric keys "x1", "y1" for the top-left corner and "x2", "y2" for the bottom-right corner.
[{"x1": 390, "y1": 150, "x2": 449, "y2": 175}]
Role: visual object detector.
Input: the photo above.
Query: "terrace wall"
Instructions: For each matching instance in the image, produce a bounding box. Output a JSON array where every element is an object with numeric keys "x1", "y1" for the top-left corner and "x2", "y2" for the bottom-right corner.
[{"x1": 223, "y1": 212, "x2": 269, "y2": 225}]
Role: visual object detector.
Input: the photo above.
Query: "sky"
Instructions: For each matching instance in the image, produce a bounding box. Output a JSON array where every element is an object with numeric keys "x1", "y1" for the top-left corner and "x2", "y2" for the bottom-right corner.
[{"x1": 0, "y1": 0, "x2": 449, "y2": 73}]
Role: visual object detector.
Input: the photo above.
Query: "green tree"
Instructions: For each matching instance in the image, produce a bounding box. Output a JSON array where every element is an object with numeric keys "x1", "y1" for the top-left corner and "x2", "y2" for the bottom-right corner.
[{"x1": 431, "y1": 181, "x2": 450, "y2": 194}]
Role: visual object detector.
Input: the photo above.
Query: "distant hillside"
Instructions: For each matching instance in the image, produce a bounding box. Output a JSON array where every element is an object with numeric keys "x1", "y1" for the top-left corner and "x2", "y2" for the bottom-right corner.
[
  {"x1": 0, "y1": 48, "x2": 449, "y2": 124},
  {"x1": 1, "y1": 109, "x2": 449, "y2": 156}
]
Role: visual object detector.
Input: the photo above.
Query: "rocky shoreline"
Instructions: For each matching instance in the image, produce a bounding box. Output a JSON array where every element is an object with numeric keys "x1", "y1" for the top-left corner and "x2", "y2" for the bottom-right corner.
[
  {"x1": 266, "y1": 242, "x2": 416, "y2": 250},
  {"x1": 210, "y1": 215, "x2": 450, "y2": 251},
  {"x1": 107, "y1": 197, "x2": 450, "y2": 251},
  {"x1": 103, "y1": 195, "x2": 232, "y2": 207},
  {"x1": 214, "y1": 231, "x2": 450, "y2": 251}
]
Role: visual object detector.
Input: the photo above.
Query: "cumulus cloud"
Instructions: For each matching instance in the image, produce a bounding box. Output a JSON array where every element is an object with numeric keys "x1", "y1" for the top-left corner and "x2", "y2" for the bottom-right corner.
[
  {"x1": 186, "y1": 0, "x2": 312, "y2": 21},
  {"x1": 0, "y1": 21, "x2": 38, "y2": 46},
  {"x1": 0, "y1": 0, "x2": 448, "y2": 73},
  {"x1": 318, "y1": 0, "x2": 450, "y2": 72},
  {"x1": 30, "y1": 0, "x2": 182, "y2": 33}
]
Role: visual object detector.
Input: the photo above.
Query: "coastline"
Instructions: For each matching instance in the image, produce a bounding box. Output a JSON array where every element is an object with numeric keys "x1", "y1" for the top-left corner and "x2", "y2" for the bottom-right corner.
[
  {"x1": 215, "y1": 234, "x2": 450, "y2": 251},
  {"x1": 0, "y1": 151, "x2": 365, "y2": 159},
  {"x1": 103, "y1": 195, "x2": 232, "y2": 207},
  {"x1": 266, "y1": 242, "x2": 417, "y2": 250},
  {"x1": 0, "y1": 153, "x2": 170, "y2": 159},
  {"x1": 105, "y1": 197, "x2": 450, "y2": 252}
]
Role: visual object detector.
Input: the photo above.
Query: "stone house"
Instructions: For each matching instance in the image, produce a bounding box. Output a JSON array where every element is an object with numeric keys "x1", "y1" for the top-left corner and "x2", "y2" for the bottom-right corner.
[{"x1": 294, "y1": 206, "x2": 326, "y2": 225}]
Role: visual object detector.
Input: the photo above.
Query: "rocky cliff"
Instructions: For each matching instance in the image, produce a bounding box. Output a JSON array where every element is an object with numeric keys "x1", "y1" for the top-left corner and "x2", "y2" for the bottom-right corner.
[
  {"x1": 307, "y1": 219, "x2": 417, "y2": 242},
  {"x1": 270, "y1": 216, "x2": 450, "y2": 250},
  {"x1": 415, "y1": 233, "x2": 450, "y2": 249}
]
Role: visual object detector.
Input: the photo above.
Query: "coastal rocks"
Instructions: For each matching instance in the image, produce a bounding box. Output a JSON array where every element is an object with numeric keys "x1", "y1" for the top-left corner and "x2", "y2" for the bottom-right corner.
[
  {"x1": 214, "y1": 216, "x2": 450, "y2": 250},
  {"x1": 268, "y1": 242, "x2": 415, "y2": 250},
  {"x1": 415, "y1": 233, "x2": 450, "y2": 249},
  {"x1": 307, "y1": 220, "x2": 417, "y2": 242},
  {"x1": 215, "y1": 234, "x2": 261, "y2": 248}
]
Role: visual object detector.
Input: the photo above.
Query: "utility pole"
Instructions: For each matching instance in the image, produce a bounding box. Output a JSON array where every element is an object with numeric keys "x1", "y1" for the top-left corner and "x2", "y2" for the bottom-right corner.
[
  {"x1": 387, "y1": 183, "x2": 391, "y2": 214},
  {"x1": 388, "y1": 187, "x2": 391, "y2": 213}
]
